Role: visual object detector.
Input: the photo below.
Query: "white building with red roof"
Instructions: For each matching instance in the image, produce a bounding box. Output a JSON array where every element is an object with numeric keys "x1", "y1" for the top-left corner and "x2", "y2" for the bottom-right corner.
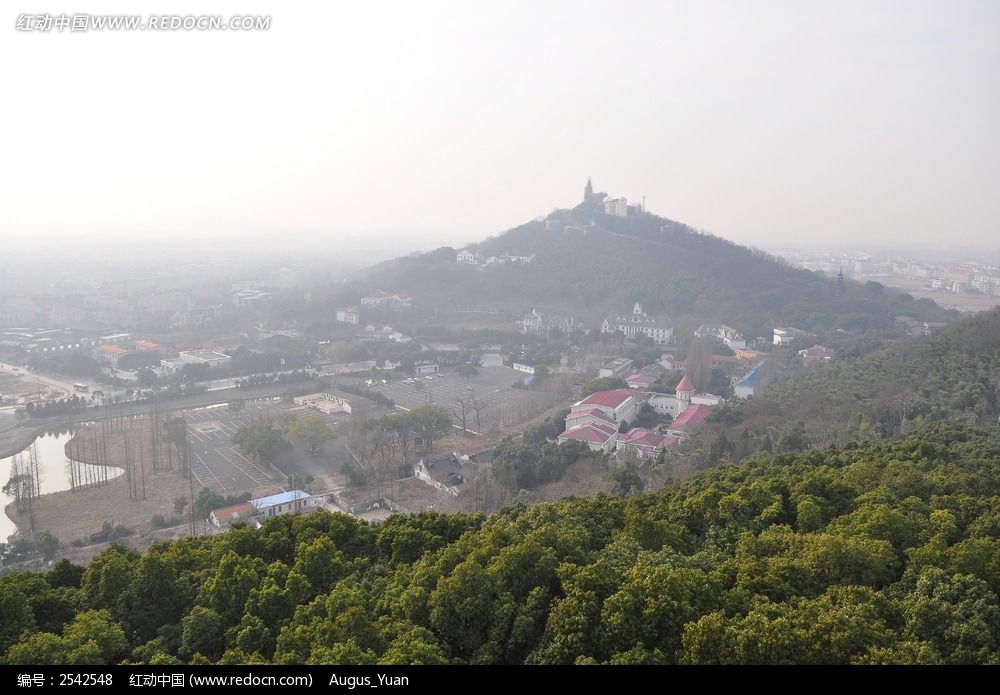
[
  {"x1": 647, "y1": 374, "x2": 722, "y2": 423},
  {"x1": 618, "y1": 427, "x2": 680, "y2": 459},
  {"x1": 625, "y1": 365, "x2": 665, "y2": 389},
  {"x1": 559, "y1": 375, "x2": 718, "y2": 455},
  {"x1": 564, "y1": 408, "x2": 617, "y2": 429},
  {"x1": 557, "y1": 421, "x2": 618, "y2": 453},
  {"x1": 670, "y1": 403, "x2": 712, "y2": 431},
  {"x1": 95, "y1": 344, "x2": 129, "y2": 368},
  {"x1": 209, "y1": 501, "x2": 254, "y2": 528},
  {"x1": 570, "y1": 388, "x2": 641, "y2": 426},
  {"x1": 798, "y1": 344, "x2": 833, "y2": 367}
]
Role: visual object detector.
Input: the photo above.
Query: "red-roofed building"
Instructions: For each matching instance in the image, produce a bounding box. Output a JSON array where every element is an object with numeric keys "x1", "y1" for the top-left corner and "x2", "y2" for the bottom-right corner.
[
  {"x1": 618, "y1": 427, "x2": 680, "y2": 459},
  {"x1": 798, "y1": 344, "x2": 833, "y2": 367},
  {"x1": 557, "y1": 421, "x2": 618, "y2": 453},
  {"x1": 675, "y1": 374, "x2": 694, "y2": 393},
  {"x1": 625, "y1": 366, "x2": 664, "y2": 389},
  {"x1": 571, "y1": 388, "x2": 641, "y2": 425},
  {"x1": 209, "y1": 501, "x2": 254, "y2": 528},
  {"x1": 133, "y1": 339, "x2": 160, "y2": 351},
  {"x1": 95, "y1": 344, "x2": 129, "y2": 367},
  {"x1": 735, "y1": 348, "x2": 764, "y2": 369},
  {"x1": 671, "y1": 403, "x2": 711, "y2": 431},
  {"x1": 564, "y1": 408, "x2": 616, "y2": 429}
]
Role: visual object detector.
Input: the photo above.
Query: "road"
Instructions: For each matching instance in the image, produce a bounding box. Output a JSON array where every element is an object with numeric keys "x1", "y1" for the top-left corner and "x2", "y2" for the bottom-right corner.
[{"x1": 0, "y1": 360, "x2": 76, "y2": 397}]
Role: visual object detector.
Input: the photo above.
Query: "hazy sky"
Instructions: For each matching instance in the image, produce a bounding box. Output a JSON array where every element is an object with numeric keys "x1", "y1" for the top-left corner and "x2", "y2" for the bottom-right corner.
[{"x1": 1, "y1": 1, "x2": 998, "y2": 253}]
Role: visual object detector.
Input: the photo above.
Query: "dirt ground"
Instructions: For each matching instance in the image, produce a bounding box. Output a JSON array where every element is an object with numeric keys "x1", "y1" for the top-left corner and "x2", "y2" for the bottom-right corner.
[
  {"x1": 5, "y1": 465, "x2": 197, "y2": 547},
  {"x1": 5, "y1": 417, "x2": 205, "y2": 547},
  {"x1": 0, "y1": 372, "x2": 55, "y2": 399}
]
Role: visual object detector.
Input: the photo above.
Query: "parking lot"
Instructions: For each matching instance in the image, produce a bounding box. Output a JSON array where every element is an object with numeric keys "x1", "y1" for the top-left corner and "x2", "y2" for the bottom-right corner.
[
  {"x1": 181, "y1": 400, "x2": 284, "y2": 494},
  {"x1": 373, "y1": 366, "x2": 555, "y2": 434}
]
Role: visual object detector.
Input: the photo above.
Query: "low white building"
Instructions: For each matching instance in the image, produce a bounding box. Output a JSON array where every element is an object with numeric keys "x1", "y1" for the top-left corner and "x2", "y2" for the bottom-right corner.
[
  {"x1": 695, "y1": 324, "x2": 746, "y2": 350},
  {"x1": 598, "y1": 357, "x2": 634, "y2": 379},
  {"x1": 772, "y1": 327, "x2": 809, "y2": 346},
  {"x1": 178, "y1": 349, "x2": 232, "y2": 370},
  {"x1": 361, "y1": 291, "x2": 413, "y2": 310},
  {"x1": 734, "y1": 363, "x2": 763, "y2": 399},
  {"x1": 210, "y1": 490, "x2": 317, "y2": 528},
  {"x1": 294, "y1": 391, "x2": 377, "y2": 415},
  {"x1": 249, "y1": 490, "x2": 315, "y2": 521},
  {"x1": 604, "y1": 196, "x2": 628, "y2": 218},
  {"x1": 159, "y1": 358, "x2": 187, "y2": 374},
  {"x1": 336, "y1": 307, "x2": 360, "y2": 325},
  {"x1": 601, "y1": 303, "x2": 673, "y2": 344}
]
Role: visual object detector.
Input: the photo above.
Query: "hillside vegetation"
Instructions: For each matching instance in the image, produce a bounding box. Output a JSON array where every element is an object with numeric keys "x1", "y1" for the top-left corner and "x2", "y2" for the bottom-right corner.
[
  {"x1": 353, "y1": 205, "x2": 954, "y2": 339},
  {"x1": 2, "y1": 422, "x2": 998, "y2": 665},
  {"x1": 694, "y1": 306, "x2": 1000, "y2": 464}
]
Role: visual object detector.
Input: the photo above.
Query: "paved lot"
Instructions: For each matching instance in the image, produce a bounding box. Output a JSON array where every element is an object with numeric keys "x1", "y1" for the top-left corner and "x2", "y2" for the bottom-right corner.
[
  {"x1": 181, "y1": 397, "x2": 354, "y2": 494},
  {"x1": 373, "y1": 366, "x2": 553, "y2": 434},
  {"x1": 181, "y1": 400, "x2": 283, "y2": 494}
]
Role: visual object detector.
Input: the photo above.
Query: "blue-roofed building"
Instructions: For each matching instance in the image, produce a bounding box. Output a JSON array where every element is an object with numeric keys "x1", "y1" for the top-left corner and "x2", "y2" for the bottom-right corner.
[
  {"x1": 249, "y1": 490, "x2": 314, "y2": 520},
  {"x1": 734, "y1": 363, "x2": 762, "y2": 399}
]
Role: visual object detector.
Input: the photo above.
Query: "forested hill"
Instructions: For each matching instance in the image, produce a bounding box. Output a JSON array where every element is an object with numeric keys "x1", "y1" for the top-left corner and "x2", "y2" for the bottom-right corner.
[
  {"x1": 355, "y1": 204, "x2": 954, "y2": 338},
  {"x1": 2, "y1": 422, "x2": 998, "y2": 665},
  {"x1": 697, "y1": 306, "x2": 1000, "y2": 462}
]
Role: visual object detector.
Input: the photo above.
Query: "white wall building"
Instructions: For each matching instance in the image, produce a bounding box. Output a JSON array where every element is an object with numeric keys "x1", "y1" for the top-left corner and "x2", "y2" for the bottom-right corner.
[
  {"x1": 456, "y1": 250, "x2": 481, "y2": 264},
  {"x1": 601, "y1": 303, "x2": 673, "y2": 344},
  {"x1": 569, "y1": 388, "x2": 641, "y2": 426},
  {"x1": 250, "y1": 490, "x2": 315, "y2": 521},
  {"x1": 178, "y1": 349, "x2": 232, "y2": 370},
  {"x1": 604, "y1": 196, "x2": 628, "y2": 217},
  {"x1": 336, "y1": 307, "x2": 360, "y2": 325}
]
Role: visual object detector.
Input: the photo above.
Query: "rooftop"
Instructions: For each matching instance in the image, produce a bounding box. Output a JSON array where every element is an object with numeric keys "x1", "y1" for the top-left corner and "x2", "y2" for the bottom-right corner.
[
  {"x1": 620, "y1": 427, "x2": 681, "y2": 450},
  {"x1": 672, "y1": 403, "x2": 712, "y2": 429},
  {"x1": 619, "y1": 427, "x2": 662, "y2": 447},
  {"x1": 250, "y1": 490, "x2": 311, "y2": 509},
  {"x1": 736, "y1": 364, "x2": 762, "y2": 388},
  {"x1": 626, "y1": 367, "x2": 663, "y2": 385},
  {"x1": 180, "y1": 349, "x2": 230, "y2": 360},
  {"x1": 558, "y1": 422, "x2": 616, "y2": 444},
  {"x1": 579, "y1": 388, "x2": 635, "y2": 409},
  {"x1": 210, "y1": 501, "x2": 254, "y2": 522},
  {"x1": 675, "y1": 374, "x2": 694, "y2": 392},
  {"x1": 97, "y1": 344, "x2": 129, "y2": 355},
  {"x1": 566, "y1": 408, "x2": 615, "y2": 425}
]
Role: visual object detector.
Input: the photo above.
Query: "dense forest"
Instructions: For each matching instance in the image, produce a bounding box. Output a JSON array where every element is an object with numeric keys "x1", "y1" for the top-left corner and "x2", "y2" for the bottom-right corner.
[
  {"x1": 2, "y1": 422, "x2": 997, "y2": 665},
  {"x1": 692, "y1": 306, "x2": 1000, "y2": 464},
  {"x1": 347, "y1": 204, "x2": 955, "y2": 340}
]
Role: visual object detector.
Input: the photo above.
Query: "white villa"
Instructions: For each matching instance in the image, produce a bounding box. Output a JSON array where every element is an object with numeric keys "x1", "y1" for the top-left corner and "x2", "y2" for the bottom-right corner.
[{"x1": 601, "y1": 303, "x2": 673, "y2": 344}]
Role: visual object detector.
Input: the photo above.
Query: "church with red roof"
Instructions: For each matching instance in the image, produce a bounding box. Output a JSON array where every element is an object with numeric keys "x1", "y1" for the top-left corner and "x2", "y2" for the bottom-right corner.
[{"x1": 557, "y1": 369, "x2": 720, "y2": 456}]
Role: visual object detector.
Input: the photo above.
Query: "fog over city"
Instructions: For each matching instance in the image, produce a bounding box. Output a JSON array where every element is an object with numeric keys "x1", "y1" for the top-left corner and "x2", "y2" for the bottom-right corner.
[
  {"x1": 1, "y1": 0, "x2": 998, "y2": 255},
  {"x1": 3, "y1": 2, "x2": 1000, "y2": 671}
]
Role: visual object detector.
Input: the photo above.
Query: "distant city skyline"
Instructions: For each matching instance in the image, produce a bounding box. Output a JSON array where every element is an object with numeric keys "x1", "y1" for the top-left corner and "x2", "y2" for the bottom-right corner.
[{"x1": 1, "y1": 1, "x2": 998, "y2": 254}]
